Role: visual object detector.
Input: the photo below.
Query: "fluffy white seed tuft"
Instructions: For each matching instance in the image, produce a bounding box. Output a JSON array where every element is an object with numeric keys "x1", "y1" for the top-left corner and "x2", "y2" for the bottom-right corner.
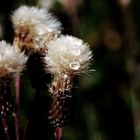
[
  {"x1": 45, "y1": 35, "x2": 93, "y2": 75},
  {"x1": 0, "y1": 41, "x2": 28, "y2": 78},
  {"x1": 11, "y1": 5, "x2": 62, "y2": 50},
  {"x1": 11, "y1": 5, "x2": 61, "y2": 35}
]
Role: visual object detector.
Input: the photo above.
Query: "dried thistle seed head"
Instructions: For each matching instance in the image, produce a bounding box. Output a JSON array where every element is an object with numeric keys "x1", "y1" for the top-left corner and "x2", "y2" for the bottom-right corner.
[
  {"x1": 45, "y1": 35, "x2": 93, "y2": 75},
  {"x1": 11, "y1": 5, "x2": 62, "y2": 52},
  {"x1": 46, "y1": 35, "x2": 93, "y2": 127},
  {"x1": 0, "y1": 41, "x2": 27, "y2": 78}
]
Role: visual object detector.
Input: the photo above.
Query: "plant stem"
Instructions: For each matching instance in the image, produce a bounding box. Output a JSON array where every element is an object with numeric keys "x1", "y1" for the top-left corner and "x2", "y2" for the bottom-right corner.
[
  {"x1": 2, "y1": 118, "x2": 11, "y2": 140},
  {"x1": 23, "y1": 119, "x2": 28, "y2": 140},
  {"x1": 14, "y1": 75, "x2": 20, "y2": 140},
  {"x1": 54, "y1": 128, "x2": 63, "y2": 140}
]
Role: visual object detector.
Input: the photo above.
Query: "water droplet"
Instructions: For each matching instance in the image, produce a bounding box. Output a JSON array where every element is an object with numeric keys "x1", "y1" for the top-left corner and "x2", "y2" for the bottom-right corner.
[
  {"x1": 47, "y1": 28, "x2": 53, "y2": 32},
  {"x1": 4, "y1": 128, "x2": 8, "y2": 131},
  {"x1": 63, "y1": 74, "x2": 68, "y2": 79},
  {"x1": 69, "y1": 61, "x2": 80, "y2": 70}
]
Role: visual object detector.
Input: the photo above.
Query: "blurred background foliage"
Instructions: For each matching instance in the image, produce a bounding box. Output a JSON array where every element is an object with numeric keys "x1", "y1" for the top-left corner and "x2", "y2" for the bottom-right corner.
[{"x1": 0, "y1": 0, "x2": 140, "y2": 140}]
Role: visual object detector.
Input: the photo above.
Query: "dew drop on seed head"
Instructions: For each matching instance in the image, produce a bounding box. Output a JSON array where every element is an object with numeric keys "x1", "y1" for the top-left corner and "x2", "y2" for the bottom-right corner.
[{"x1": 69, "y1": 61, "x2": 80, "y2": 70}]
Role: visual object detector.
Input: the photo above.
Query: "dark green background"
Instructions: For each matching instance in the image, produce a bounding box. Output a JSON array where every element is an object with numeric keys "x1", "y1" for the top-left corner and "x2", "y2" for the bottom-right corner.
[{"x1": 0, "y1": 0, "x2": 140, "y2": 140}]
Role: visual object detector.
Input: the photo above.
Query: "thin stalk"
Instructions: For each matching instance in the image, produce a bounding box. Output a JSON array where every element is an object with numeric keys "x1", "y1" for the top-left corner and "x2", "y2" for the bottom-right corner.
[
  {"x1": 54, "y1": 128, "x2": 63, "y2": 140},
  {"x1": 14, "y1": 75, "x2": 20, "y2": 140},
  {"x1": 23, "y1": 119, "x2": 28, "y2": 140},
  {"x1": 2, "y1": 118, "x2": 11, "y2": 140}
]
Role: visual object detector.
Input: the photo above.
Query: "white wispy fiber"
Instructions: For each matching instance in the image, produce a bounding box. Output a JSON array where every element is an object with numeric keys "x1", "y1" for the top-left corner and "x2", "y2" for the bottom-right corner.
[
  {"x1": 0, "y1": 41, "x2": 28, "y2": 78},
  {"x1": 45, "y1": 35, "x2": 93, "y2": 75},
  {"x1": 11, "y1": 5, "x2": 62, "y2": 49}
]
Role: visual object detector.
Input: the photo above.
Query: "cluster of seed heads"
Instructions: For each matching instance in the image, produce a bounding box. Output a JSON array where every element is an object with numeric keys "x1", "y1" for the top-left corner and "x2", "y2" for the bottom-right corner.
[{"x1": 0, "y1": 5, "x2": 93, "y2": 128}]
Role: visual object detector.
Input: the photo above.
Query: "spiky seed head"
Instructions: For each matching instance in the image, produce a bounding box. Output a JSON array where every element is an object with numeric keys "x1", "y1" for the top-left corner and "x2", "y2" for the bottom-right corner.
[
  {"x1": 11, "y1": 5, "x2": 62, "y2": 51},
  {"x1": 45, "y1": 35, "x2": 93, "y2": 75},
  {"x1": 46, "y1": 35, "x2": 93, "y2": 127},
  {"x1": 0, "y1": 41, "x2": 28, "y2": 78}
]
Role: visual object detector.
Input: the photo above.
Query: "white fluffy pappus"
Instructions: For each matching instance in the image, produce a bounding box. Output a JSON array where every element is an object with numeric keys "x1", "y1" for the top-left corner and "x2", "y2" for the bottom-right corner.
[
  {"x1": 0, "y1": 41, "x2": 28, "y2": 78},
  {"x1": 45, "y1": 35, "x2": 93, "y2": 75},
  {"x1": 11, "y1": 5, "x2": 62, "y2": 35}
]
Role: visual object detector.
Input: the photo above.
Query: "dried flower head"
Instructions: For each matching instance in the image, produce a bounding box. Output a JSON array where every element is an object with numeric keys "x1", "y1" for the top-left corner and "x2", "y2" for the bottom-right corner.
[
  {"x1": 45, "y1": 35, "x2": 93, "y2": 75},
  {"x1": 0, "y1": 41, "x2": 27, "y2": 78},
  {"x1": 45, "y1": 35, "x2": 93, "y2": 127},
  {"x1": 11, "y1": 5, "x2": 62, "y2": 52}
]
